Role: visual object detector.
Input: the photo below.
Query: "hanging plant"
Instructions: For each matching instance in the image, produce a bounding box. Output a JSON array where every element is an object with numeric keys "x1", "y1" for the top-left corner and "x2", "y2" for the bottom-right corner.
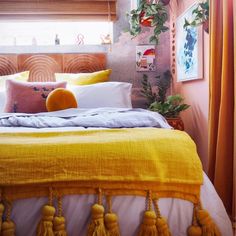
[
  {"x1": 183, "y1": 0, "x2": 209, "y2": 33},
  {"x1": 128, "y1": 0, "x2": 169, "y2": 44}
]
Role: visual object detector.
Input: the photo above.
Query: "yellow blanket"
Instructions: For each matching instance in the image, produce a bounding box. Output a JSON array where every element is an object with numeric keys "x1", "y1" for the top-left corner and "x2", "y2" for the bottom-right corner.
[{"x1": 0, "y1": 128, "x2": 203, "y2": 203}]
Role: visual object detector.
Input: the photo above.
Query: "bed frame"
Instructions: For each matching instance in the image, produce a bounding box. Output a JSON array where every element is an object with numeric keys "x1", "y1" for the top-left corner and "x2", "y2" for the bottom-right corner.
[{"x1": 0, "y1": 53, "x2": 106, "y2": 82}]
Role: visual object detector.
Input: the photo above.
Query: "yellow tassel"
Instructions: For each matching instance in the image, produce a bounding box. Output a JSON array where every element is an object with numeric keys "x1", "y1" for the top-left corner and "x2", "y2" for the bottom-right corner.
[
  {"x1": 1, "y1": 201, "x2": 15, "y2": 236},
  {"x1": 1, "y1": 220, "x2": 15, "y2": 236},
  {"x1": 196, "y1": 209, "x2": 221, "y2": 236},
  {"x1": 0, "y1": 203, "x2": 4, "y2": 232},
  {"x1": 53, "y1": 194, "x2": 67, "y2": 236},
  {"x1": 153, "y1": 199, "x2": 171, "y2": 236},
  {"x1": 104, "y1": 195, "x2": 121, "y2": 236},
  {"x1": 53, "y1": 216, "x2": 67, "y2": 236},
  {"x1": 105, "y1": 213, "x2": 120, "y2": 236},
  {"x1": 36, "y1": 205, "x2": 56, "y2": 236},
  {"x1": 156, "y1": 217, "x2": 172, "y2": 236},
  {"x1": 87, "y1": 204, "x2": 107, "y2": 236},
  {"x1": 138, "y1": 210, "x2": 158, "y2": 236},
  {"x1": 187, "y1": 225, "x2": 202, "y2": 236},
  {"x1": 187, "y1": 204, "x2": 202, "y2": 236}
]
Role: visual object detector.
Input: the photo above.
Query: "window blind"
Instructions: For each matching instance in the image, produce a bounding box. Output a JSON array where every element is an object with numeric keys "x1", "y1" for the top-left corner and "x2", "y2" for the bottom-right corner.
[{"x1": 0, "y1": 0, "x2": 117, "y2": 21}]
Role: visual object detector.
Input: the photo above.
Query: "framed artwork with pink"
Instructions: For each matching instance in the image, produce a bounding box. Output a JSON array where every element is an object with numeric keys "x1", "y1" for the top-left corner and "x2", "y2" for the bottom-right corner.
[{"x1": 136, "y1": 45, "x2": 156, "y2": 72}]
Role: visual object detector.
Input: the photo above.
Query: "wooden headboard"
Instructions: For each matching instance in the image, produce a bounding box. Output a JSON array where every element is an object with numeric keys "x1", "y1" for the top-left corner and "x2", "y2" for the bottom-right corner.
[{"x1": 0, "y1": 53, "x2": 106, "y2": 82}]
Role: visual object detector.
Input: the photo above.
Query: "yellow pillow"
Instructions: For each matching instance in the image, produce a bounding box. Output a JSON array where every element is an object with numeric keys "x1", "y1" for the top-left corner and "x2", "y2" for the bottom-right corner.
[
  {"x1": 46, "y1": 88, "x2": 78, "y2": 112},
  {"x1": 0, "y1": 71, "x2": 29, "y2": 89},
  {"x1": 55, "y1": 69, "x2": 112, "y2": 85}
]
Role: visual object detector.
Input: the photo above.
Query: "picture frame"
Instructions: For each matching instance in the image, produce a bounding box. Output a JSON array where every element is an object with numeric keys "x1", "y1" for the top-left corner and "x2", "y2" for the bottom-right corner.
[
  {"x1": 176, "y1": 3, "x2": 203, "y2": 82},
  {"x1": 136, "y1": 45, "x2": 156, "y2": 72}
]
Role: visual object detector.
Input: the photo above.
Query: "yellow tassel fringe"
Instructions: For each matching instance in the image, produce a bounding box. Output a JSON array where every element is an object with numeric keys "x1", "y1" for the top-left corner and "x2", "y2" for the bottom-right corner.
[
  {"x1": 187, "y1": 204, "x2": 202, "y2": 236},
  {"x1": 188, "y1": 203, "x2": 222, "y2": 236},
  {"x1": 138, "y1": 210, "x2": 158, "y2": 236},
  {"x1": 0, "y1": 203, "x2": 4, "y2": 233},
  {"x1": 105, "y1": 195, "x2": 120, "y2": 236},
  {"x1": 196, "y1": 209, "x2": 221, "y2": 236},
  {"x1": 105, "y1": 213, "x2": 120, "y2": 236},
  {"x1": 156, "y1": 217, "x2": 171, "y2": 236},
  {"x1": 53, "y1": 216, "x2": 67, "y2": 236},
  {"x1": 36, "y1": 205, "x2": 56, "y2": 236},
  {"x1": 1, "y1": 221, "x2": 15, "y2": 236},
  {"x1": 153, "y1": 198, "x2": 171, "y2": 236},
  {"x1": 87, "y1": 204, "x2": 107, "y2": 236},
  {"x1": 1, "y1": 201, "x2": 15, "y2": 236},
  {"x1": 53, "y1": 195, "x2": 68, "y2": 236}
]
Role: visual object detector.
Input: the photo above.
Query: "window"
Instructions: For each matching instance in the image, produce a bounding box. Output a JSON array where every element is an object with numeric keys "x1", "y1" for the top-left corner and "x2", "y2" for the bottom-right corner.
[
  {"x1": 0, "y1": 0, "x2": 116, "y2": 46},
  {"x1": 0, "y1": 21, "x2": 113, "y2": 46}
]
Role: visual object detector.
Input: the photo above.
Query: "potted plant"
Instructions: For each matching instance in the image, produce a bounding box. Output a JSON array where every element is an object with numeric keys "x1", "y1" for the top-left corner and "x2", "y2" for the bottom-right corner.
[
  {"x1": 183, "y1": 0, "x2": 209, "y2": 33},
  {"x1": 128, "y1": 0, "x2": 169, "y2": 44},
  {"x1": 141, "y1": 70, "x2": 190, "y2": 130}
]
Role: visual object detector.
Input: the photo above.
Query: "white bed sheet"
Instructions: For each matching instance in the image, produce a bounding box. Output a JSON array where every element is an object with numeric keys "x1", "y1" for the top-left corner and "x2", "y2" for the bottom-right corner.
[{"x1": 0, "y1": 127, "x2": 233, "y2": 236}]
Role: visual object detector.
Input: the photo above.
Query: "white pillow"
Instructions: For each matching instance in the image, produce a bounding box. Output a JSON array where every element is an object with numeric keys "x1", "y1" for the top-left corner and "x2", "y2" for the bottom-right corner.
[
  {"x1": 68, "y1": 82, "x2": 132, "y2": 108},
  {"x1": 0, "y1": 90, "x2": 6, "y2": 113}
]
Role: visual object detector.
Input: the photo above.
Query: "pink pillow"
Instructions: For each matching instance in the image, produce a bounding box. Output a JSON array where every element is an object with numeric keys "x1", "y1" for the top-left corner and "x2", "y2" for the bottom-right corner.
[{"x1": 4, "y1": 80, "x2": 67, "y2": 113}]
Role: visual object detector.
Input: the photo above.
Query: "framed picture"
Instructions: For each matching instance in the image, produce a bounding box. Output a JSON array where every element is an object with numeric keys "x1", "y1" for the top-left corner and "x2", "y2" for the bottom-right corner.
[
  {"x1": 176, "y1": 3, "x2": 203, "y2": 82},
  {"x1": 136, "y1": 45, "x2": 156, "y2": 72}
]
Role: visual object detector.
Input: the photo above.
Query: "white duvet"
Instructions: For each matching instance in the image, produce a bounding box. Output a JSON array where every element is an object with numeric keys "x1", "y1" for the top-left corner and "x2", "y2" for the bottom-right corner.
[{"x1": 0, "y1": 108, "x2": 171, "y2": 128}]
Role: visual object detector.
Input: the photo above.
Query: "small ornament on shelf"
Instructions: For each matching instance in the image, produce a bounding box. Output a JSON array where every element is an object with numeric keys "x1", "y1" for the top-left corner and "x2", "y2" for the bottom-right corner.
[
  {"x1": 32, "y1": 37, "x2": 37, "y2": 46},
  {"x1": 76, "y1": 33, "x2": 85, "y2": 45},
  {"x1": 100, "y1": 34, "x2": 112, "y2": 45},
  {"x1": 55, "y1": 34, "x2": 60, "y2": 45}
]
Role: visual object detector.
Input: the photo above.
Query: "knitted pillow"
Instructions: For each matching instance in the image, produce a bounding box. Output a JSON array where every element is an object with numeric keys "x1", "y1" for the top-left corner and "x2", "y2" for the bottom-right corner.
[
  {"x1": 46, "y1": 88, "x2": 78, "y2": 112},
  {"x1": 55, "y1": 69, "x2": 112, "y2": 85},
  {"x1": 4, "y1": 80, "x2": 66, "y2": 113}
]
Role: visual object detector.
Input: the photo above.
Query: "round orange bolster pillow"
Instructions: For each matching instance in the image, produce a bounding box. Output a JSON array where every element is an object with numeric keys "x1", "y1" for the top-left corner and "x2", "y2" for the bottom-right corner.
[{"x1": 46, "y1": 88, "x2": 78, "y2": 112}]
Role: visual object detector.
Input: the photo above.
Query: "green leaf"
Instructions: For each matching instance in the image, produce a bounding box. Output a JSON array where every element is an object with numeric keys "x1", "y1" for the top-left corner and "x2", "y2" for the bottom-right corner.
[
  {"x1": 183, "y1": 18, "x2": 190, "y2": 29},
  {"x1": 161, "y1": 26, "x2": 169, "y2": 32},
  {"x1": 154, "y1": 27, "x2": 161, "y2": 35},
  {"x1": 149, "y1": 35, "x2": 158, "y2": 44}
]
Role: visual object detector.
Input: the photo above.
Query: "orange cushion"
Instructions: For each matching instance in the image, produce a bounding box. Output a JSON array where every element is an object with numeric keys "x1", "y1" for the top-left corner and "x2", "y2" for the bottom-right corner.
[{"x1": 46, "y1": 88, "x2": 78, "y2": 112}]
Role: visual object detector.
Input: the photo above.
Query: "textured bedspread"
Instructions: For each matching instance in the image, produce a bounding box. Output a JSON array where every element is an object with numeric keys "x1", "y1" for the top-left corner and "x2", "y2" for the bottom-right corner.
[{"x1": 0, "y1": 128, "x2": 203, "y2": 203}]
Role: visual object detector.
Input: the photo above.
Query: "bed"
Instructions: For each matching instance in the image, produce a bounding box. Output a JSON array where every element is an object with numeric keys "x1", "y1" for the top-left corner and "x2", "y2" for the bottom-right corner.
[{"x1": 0, "y1": 53, "x2": 233, "y2": 236}]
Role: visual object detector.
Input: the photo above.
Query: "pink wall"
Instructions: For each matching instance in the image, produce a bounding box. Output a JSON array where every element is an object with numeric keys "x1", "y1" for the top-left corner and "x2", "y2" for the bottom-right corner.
[{"x1": 171, "y1": 0, "x2": 209, "y2": 170}]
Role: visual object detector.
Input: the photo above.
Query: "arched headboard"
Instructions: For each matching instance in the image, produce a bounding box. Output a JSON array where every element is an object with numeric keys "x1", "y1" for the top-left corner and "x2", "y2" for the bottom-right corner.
[{"x1": 0, "y1": 53, "x2": 106, "y2": 82}]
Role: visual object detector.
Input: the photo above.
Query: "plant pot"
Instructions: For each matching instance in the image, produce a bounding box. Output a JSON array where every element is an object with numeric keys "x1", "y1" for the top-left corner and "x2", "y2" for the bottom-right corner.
[
  {"x1": 139, "y1": 11, "x2": 154, "y2": 27},
  {"x1": 166, "y1": 117, "x2": 184, "y2": 131}
]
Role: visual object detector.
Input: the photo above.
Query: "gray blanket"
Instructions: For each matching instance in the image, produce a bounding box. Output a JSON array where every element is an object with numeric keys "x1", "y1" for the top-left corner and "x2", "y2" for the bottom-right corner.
[{"x1": 0, "y1": 108, "x2": 172, "y2": 129}]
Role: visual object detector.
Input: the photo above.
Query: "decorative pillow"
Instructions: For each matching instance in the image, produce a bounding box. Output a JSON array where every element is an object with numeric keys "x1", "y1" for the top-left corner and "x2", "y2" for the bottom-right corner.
[
  {"x1": 68, "y1": 82, "x2": 132, "y2": 108},
  {"x1": 4, "y1": 80, "x2": 67, "y2": 113},
  {"x1": 0, "y1": 71, "x2": 29, "y2": 89},
  {"x1": 55, "y1": 69, "x2": 112, "y2": 85},
  {"x1": 46, "y1": 88, "x2": 78, "y2": 112}
]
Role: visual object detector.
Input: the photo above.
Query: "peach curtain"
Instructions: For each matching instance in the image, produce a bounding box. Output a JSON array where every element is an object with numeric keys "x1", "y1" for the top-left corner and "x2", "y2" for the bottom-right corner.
[{"x1": 208, "y1": 0, "x2": 235, "y2": 226}]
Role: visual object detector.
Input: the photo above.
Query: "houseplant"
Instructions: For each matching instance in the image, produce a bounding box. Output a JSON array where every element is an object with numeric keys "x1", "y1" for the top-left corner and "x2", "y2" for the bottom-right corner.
[
  {"x1": 141, "y1": 70, "x2": 190, "y2": 130},
  {"x1": 128, "y1": 0, "x2": 169, "y2": 44},
  {"x1": 183, "y1": 0, "x2": 209, "y2": 33}
]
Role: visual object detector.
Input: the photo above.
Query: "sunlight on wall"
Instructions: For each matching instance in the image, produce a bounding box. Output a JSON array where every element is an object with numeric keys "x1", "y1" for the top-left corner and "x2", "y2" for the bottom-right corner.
[{"x1": 0, "y1": 22, "x2": 113, "y2": 46}]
